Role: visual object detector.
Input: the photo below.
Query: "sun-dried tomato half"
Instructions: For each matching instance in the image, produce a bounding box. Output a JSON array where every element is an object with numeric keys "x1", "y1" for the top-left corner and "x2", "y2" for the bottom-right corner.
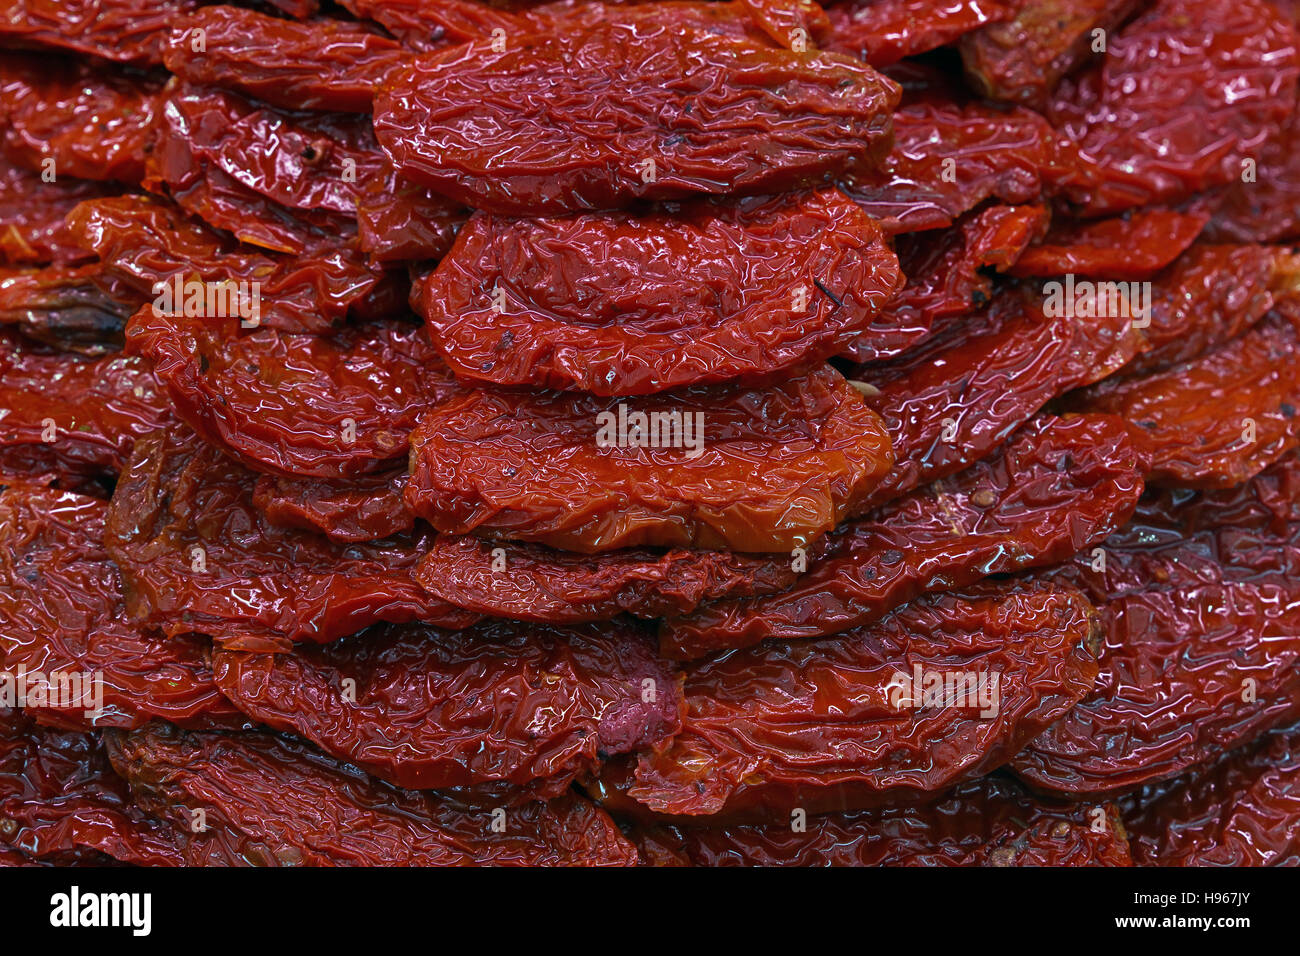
[
  {"x1": 0, "y1": 263, "x2": 140, "y2": 354},
  {"x1": 628, "y1": 774, "x2": 1131, "y2": 866},
  {"x1": 660, "y1": 413, "x2": 1145, "y2": 658},
  {"x1": 1009, "y1": 207, "x2": 1208, "y2": 279},
  {"x1": 1207, "y1": 111, "x2": 1300, "y2": 244},
  {"x1": 1048, "y1": 0, "x2": 1300, "y2": 216},
  {"x1": 0, "y1": 485, "x2": 240, "y2": 731},
  {"x1": 374, "y1": 19, "x2": 899, "y2": 213},
  {"x1": 211, "y1": 618, "x2": 681, "y2": 792},
  {"x1": 105, "y1": 430, "x2": 479, "y2": 652},
  {"x1": 418, "y1": 189, "x2": 902, "y2": 394},
  {"x1": 824, "y1": 0, "x2": 1012, "y2": 66},
  {"x1": 839, "y1": 102, "x2": 1060, "y2": 234},
  {"x1": 405, "y1": 365, "x2": 895, "y2": 553},
  {"x1": 252, "y1": 470, "x2": 413, "y2": 544},
  {"x1": 619, "y1": 583, "x2": 1099, "y2": 819},
  {"x1": 416, "y1": 535, "x2": 809, "y2": 623},
  {"x1": 126, "y1": 308, "x2": 462, "y2": 478},
  {"x1": 67, "y1": 195, "x2": 386, "y2": 334},
  {"x1": 161, "y1": 7, "x2": 405, "y2": 114},
  {"x1": 0, "y1": 163, "x2": 115, "y2": 267},
  {"x1": 106, "y1": 724, "x2": 639, "y2": 866},
  {"x1": 1074, "y1": 310, "x2": 1300, "y2": 488},
  {"x1": 0, "y1": 0, "x2": 198, "y2": 67},
  {"x1": 339, "y1": 0, "x2": 525, "y2": 49},
  {"x1": 1125, "y1": 724, "x2": 1300, "y2": 866}
]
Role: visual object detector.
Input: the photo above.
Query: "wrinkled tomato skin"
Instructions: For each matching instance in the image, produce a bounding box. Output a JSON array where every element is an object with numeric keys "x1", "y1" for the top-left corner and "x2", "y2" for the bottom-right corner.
[
  {"x1": 0, "y1": 263, "x2": 139, "y2": 354},
  {"x1": 419, "y1": 189, "x2": 903, "y2": 394},
  {"x1": 660, "y1": 414, "x2": 1145, "y2": 658},
  {"x1": 0, "y1": 164, "x2": 114, "y2": 267},
  {"x1": 1009, "y1": 208, "x2": 1208, "y2": 280},
  {"x1": 106, "y1": 724, "x2": 639, "y2": 866},
  {"x1": 0, "y1": 0, "x2": 197, "y2": 67},
  {"x1": 374, "y1": 20, "x2": 900, "y2": 214},
  {"x1": 404, "y1": 366, "x2": 895, "y2": 553},
  {"x1": 824, "y1": 0, "x2": 1012, "y2": 67},
  {"x1": 252, "y1": 470, "x2": 414, "y2": 543}
]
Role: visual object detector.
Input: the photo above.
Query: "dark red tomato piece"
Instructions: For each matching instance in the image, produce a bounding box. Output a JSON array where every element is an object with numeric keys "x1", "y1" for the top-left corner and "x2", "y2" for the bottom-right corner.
[
  {"x1": 212, "y1": 618, "x2": 681, "y2": 792},
  {"x1": 415, "y1": 535, "x2": 808, "y2": 624},
  {"x1": 660, "y1": 413, "x2": 1144, "y2": 658},
  {"x1": 106, "y1": 724, "x2": 639, "y2": 866},
  {"x1": 0, "y1": 263, "x2": 140, "y2": 354},
  {"x1": 1009, "y1": 207, "x2": 1208, "y2": 279},
  {"x1": 825, "y1": 0, "x2": 1012, "y2": 66},
  {"x1": 126, "y1": 308, "x2": 462, "y2": 479},
  {"x1": 374, "y1": 19, "x2": 899, "y2": 214},
  {"x1": 355, "y1": 160, "x2": 467, "y2": 263},
  {"x1": 104, "y1": 430, "x2": 480, "y2": 652},
  {"x1": 0, "y1": 0, "x2": 198, "y2": 66},
  {"x1": 0, "y1": 485, "x2": 240, "y2": 731},
  {"x1": 0, "y1": 163, "x2": 115, "y2": 266},
  {"x1": 252, "y1": 470, "x2": 413, "y2": 543},
  {"x1": 622, "y1": 584, "x2": 1099, "y2": 819},
  {"x1": 418, "y1": 189, "x2": 902, "y2": 394},
  {"x1": 1048, "y1": 0, "x2": 1300, "y2": 216},
  {"x1": 1207, "y1": 111, "x2": 1300, "y2": 244},
  {"x1": 404, "y1": 366, "x2": 895, "y2": 553},
  {"x1": 339, "y1": 0, "x2": 525, "y2": 49}
]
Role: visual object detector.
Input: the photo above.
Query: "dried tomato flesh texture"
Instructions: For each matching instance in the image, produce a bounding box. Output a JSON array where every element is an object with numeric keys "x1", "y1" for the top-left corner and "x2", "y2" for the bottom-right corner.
[
  {"x1": 738, "y1": 0, "x2": 832, "y2": 49},
  {"x1": 1048, "y1": 0, "x2": 1300, "y2": 217},
  {"x1": 849, "y1": 289, "x2": 1144, "y2": 513},
  {"x1": 126, "y1": 309, "x2": 461, "y2": 479},
  {"x1": 0, "y1": 0, "x2": 198, "y2": 67},
  {"x1": 252, "y1": 470, "x2": 413, "y2": 543},
  {"x1": 1012, "y1": 578, "x2": 1300, "y2": 798},
  {"x1": 0, "y1": 264, "x2": 141, "y2": 355},
  {"x1": 212, "y1": 618, "x2": 682, "y2": 792},
  {"x1": 355, "y1": 161, "x2": 467, "y2": 263},
  {"x1": 405, "y1": 366, "x2": 894, "y2": 553},
  {"x1": 67, "y1": 196, "x2": 383, "y2": 334},
  {"x1": 1125, "y1": 725, "x2": 1300, "y2": 866},
  {"x1": 0, "y1": 164, "x2": 114, "y2": 267},
  {"x1": 104, "y1": 431, "x2": 478, "y2": 653},
  {"x1": 1008, "y1": 207, "x2": 1207, "y2": 280},
  {"x1": 1073, "y1": 311, "x2": 1300, "y2": 488},
  {"x1": 824, "y1": 0, "x2": 1012, "y2": 67},
  {"x1": 623, "y1": 585, "x2": 1099, "y2": 819},
  {"x1": 1207, "y1": 111, "x2": 1300, "y2": 244},
  {"x1": 419, "y1": 190, "x2": 902, "y2": 395},
  {"x1": 162, "y1": 7, "x2": 405, "y2": 114},
  {"x1": 1112, "y1": 244, "x2": 1284, "y2": 378},
  {"x1": 374, "y1": 20, "x2": 899, "y2": 215},
  {"x1": 416, "y1": 536, "x2": 807, "y2": 624},
  {"x1": 0, "y1": 710, "x2": 184, "y2": 865},
  {"x1": 522, "y1": 0, "x2": 807, "y2": 48},
  {"x1": 0, "y1": 485, "x2": 238, "y2": 732},
  {"x1": 106, "y1": 725, "x2": 638, "y2": 866},
  {"x1": 0, "y1": 55, "x2": 161, "y2": 184},
  {"x1": 339, "y1": 0, "x2": 526, "y2": 49},
  {"x1": 960, "y1": 0, "x2": 1144, "y2": 107},
  {"x1": 839, "y1": 102, "x2": 1060, "y2": 235},
  {"x1": 632, "y1": 775, "x2": 1130, "y2": 866},
  {"x1": 0, "y1": 330, "x2": 175, "y2": 480},
  {"x1": 839, "y1": 203, "x2": 1047, "y2": 363},
  {"x1": 660, "y1": 413, "x2": 1144, "y2": 659}
]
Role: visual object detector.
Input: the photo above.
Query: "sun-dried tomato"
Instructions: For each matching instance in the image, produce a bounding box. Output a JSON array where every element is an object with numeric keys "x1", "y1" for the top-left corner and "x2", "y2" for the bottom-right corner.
[
  {"x1": 404, "y1": 365, "x2": 895, "y2": 553},
  {"x1": 106, "y1": 724, "x2": 639, "y2": 866},
  {"x1": 1009, "y1": 207, "x2": 1208, "y2": 279},
  {"x1": 67, "y1": 195, "x2": 385, "y2": 334},
  {"x1": 848, "y1": 288, "x2": 1145, "y2": 512},
  {"x1": 418, "y1": 189, "x2": 902, "y2": 394},
  {"x1": 0, "y1": 0, "x2": 198, "y2": 67},
  {"x1": 839, "y1": 203, "x2": 1047, "y2": 362},
  {"x1": 0, "y1": 264, "x2": 140, "y2": 354},
  {"x1": 0, "y1": 163, "x2": 114, "y2": 267},
  {"x1": 0, "y1": 329, "x2": 176, "y2": 481},
  {"x1": 1012, "y1": 577, "x2": 1300, "y2": 797},
  {"x1": 824, "y1": 0, "x2": 1012, "y2": 66},
  {"x1": 1124, "y1": 724, "x2": 1300, "y2": 865},
  {"x1": 1074, "y1": 310, "x2": 1300, "y2": 488},
  {"x1": 374, "y1": 19, "x2": 899, "y2": 214},
  {"x1": 0, "y1": 484, "x2": 240, "y2": 732},
  {"x1": 339, "y1": 0, "x2": 526, "y2": 49},
  {"x1": 960, "y1": 0, "x2": 1144, "y2": 106},
  {"x1": 355, "y1": 161, "x2": 467, "y2": 263},
  {"x1": 252, "y1": 470, "x2": 414, "y2": 543},
  {"x1": 415, "y1": 535, "x2": 809, "y2": 624},
  {"x1": 0, "y1": 54, "x2": 162, "y2": 184},
  {"x1": 127, "y1": 309, "x2": 461, "y2": 478},
  {"x1": 212, "y1": 618, "x2": 681, "y2": 792},
  {"x1": 1048, "y1": 0, "x2": 1300, "y2": 216},
  {"x1": 630, "y1": 774, "x2": 1131, "y2": 866},
  {"x1": 1207, "y1": 111, "x2": 1300, "y2": 244},
  {"x1": 161, "y1": 7, "x2": 405, "y2": 114},
  {"x1": 660, "y1": 413, "x2": 1144, "y2": 658},
  {"x1": 738, "y1": 0, "x2": 832, "y2": 49},
  {"x1": 839, "y1": 102, "x2": 1060, "y2": 234},
  {"x1": 104, "y1": 430, "x2": 479, "y2": 652},
  {"x1": 0, "y1": 710, "x2": 185, "y2": 865},
  {"x1": 522, "y1": 0, "x2": 818, "y2": 48},
  {"x1": 612, "y1": 584, "x2": 1098, "y2": 819}
]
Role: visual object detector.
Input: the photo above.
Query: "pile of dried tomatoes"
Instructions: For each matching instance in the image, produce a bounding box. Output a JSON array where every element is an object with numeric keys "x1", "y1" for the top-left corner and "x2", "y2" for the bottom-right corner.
[{"x1": 2, "y1": 0, "x2": 1299, "y2": 867}]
